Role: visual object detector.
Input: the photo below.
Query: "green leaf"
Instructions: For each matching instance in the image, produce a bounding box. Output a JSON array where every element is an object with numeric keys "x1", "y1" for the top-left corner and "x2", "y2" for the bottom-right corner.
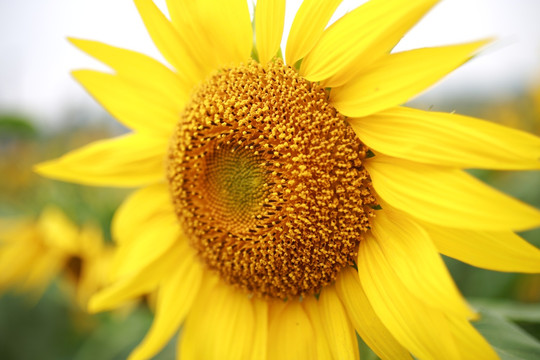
[
  {"x1": 356, "y1": 333, "x2": 378, "y2": 360},
  {"x1": 470, "y1": 298, "x2": 540, "y2": 323},
  {"x1": 473, "y1": 310, "x2": 540, "y2": 360}
]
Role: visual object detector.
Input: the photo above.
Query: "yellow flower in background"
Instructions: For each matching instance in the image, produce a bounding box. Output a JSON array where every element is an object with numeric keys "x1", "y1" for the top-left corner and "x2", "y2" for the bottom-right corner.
[
  {"x1": 0, "y1": 206, "x2": 112, "y2": 308},
  {"x1": 36, "y1": 0, "x2": 540, "y2": 359}
]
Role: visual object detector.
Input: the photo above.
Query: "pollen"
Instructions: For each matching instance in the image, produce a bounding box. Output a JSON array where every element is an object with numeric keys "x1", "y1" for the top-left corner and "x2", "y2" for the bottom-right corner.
[{"x1": 167, "y1": 60, "x2": 377, "y2": 299}]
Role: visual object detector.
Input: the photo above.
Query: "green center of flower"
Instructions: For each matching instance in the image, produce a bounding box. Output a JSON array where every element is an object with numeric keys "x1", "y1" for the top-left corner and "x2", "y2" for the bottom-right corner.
[
  {"x1": 204, "y1": 146, "x2": 267, "y2": 233},
  {"x1": 167, "y1": 60, "x2": 377, "y2": 299}
]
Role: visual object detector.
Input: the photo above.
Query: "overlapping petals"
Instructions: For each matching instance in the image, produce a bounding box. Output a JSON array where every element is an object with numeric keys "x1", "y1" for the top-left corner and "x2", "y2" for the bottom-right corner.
[
  {"x1": 285, "y1": 0, "x2": 343, "y2": 65},
  {"x1": 366, "y1": 155, "x2": 540, "y2": 231},
  {"x1": 108, "y1": 186, "x2": 179, "y2": 281},
  {"x1": 330, "y1": 41, "x2": 489, "y2": 117},
  {"x1": 179, "y1": 275, "x2": 255, "y2": 360},
  {"x1": 349, "y1": 107, "x2": 540, "y2": 170},
  {"x1": 129, "y1": 249, "x2": 203, "y2": 360},
  {"x1": 300, "y1": 0, "x2": 439, "y2": 87}
]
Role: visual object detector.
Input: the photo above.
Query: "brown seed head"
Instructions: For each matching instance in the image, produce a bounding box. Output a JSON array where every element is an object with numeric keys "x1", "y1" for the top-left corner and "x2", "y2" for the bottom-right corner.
[{"x1": 167, "y1": 60, "x2": 376, "y2": 299}]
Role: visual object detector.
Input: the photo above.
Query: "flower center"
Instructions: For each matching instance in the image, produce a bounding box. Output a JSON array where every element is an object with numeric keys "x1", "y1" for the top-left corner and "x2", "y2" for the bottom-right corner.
[{"x1": 167, "y1": 60, "x2": 376, "y2": 299}]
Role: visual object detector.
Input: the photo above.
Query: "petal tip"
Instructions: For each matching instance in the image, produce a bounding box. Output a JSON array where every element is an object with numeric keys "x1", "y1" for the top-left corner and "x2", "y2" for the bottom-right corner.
[
  {"x1": 33, "y1": 160, "x2": 60, "y2": 179},
  {"x1": 87, "y1": 295, "x2": 103, "y2": 314}
]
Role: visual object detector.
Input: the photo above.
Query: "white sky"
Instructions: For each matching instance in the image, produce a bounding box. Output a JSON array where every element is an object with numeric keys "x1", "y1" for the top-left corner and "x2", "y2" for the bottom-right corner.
[{"x1": 1, "y1": 0, "x2": 540, "y2": 125}]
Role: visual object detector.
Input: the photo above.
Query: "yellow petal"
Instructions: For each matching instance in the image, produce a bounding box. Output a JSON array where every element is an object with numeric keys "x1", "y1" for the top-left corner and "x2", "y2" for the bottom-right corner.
[
  {"x1": 268, "y1": 300, "x2": 317, "y2": 360},
  {"x1": 251, "y1": 298, "x2": 269, "y2": 360},
  {"x1": 209, "y1": 285, "x2": 256, "y2": 360},
  {"x1": 38, "y1": 206, "x2": 79, "y2": 255},
  {"x1": 35, "y1": 133, "x2": 167, "y2": 187},
  {"x1": 165, "y1": 0, "x2": 219, "y2": 75},
  {"x1": 129, "y1": 251, "x2": 202, "y2": 360},
  {"x1": 370, "y1": 210, "x2": 475, "y2": 319},
  {"x1": 22, "y1": 249, "x2": 65, "y2": 294},
  {"x1": 133, "y1": 0, "x2": 206, "y2": 87},
  {"x1": 331, "y1": 40, "x2": 489, "y2": 117},
  {"x1": 358, "y1": 233, "x2": 460, "y2": 360},
  {"x1": 0, "y1": 225, "x2": 40, "y2": 291},
  {"x1": 88, "y1": 240, "x2": 185, "y2": 312},
  {"x1": 349, "y1": 106, "x2": 540, "y2": 169},
  {"x1": 300, "y1": 0, "x2": 439, "y2": 87},
  {"x1": 179, "y1": 278, "x2": 255, "y2": 360},
  {"x1": 255, "y1": 0, "x2": 286, "y2": 64},
  {"x1": 319, "y1": 285, "x2": 359, "y2": 360},
  {"x1": 302, "y1": 296, "x2": 332, "y2": 360},
  {"x1": 336, "y1": 268, "x2": 412, "y2": 360},
  {"x1": 109, "y1": 208, "x2": 179, "y2": 281},
  {"x1": 196, "y1": 0, "x2": 253, "y2": 65},
  {"x1": 366, "y1": 155, "x2": 540, "y2": 231},
  {"x1": 447, "y1": 315, "x2": 499, "y2": 360},
  {"x1": 285, "y1": 0, "x2": 343, "y2": 65},
  {"x1": 112, "y1": 183, "x2": 173, "y2": 246},
  {"x1": 178, "y1": 273, "x2": 219, "y2": 360},
  {"x1": 78, "y1": 223, "x2": 104, "y2": 256},
  {"x1": 76, "y1": 240, "x2": 111, "y2": 308},
  {"x1": 71, "y1": 70, "x2": 179, "y2": 137},
  {"x1": 69, "y1": 38, "x2": 189, "y2": 108},
  {"x1": 421, "y1": 221, "x2": 540, "y2": 273}
]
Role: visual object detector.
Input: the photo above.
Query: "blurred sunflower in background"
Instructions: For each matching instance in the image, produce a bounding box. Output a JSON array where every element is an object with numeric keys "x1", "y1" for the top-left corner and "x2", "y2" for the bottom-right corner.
[
  {"x1": 36, "y1": 0, "x2": 540, "y2": 359},
  {"x1": 0, "y1": 206, "x2": 112, "y2": 308}
]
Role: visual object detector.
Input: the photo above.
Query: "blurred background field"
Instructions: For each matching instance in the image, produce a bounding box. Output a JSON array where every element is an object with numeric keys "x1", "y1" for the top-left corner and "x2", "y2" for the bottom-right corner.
[{"x1": 2, "y1": 0, "x2": 540, "y2": 359}]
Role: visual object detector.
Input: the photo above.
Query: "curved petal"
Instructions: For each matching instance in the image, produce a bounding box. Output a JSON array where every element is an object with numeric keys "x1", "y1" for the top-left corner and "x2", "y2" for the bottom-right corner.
[
  {"x1": 302, "y1": 296, "x2": 332, "y2": 360},
  {"x1": 134, "y1": 0, "x2": 206, "y2": 87},
  {"x1": 128, "y1": 250, "x2": 203, "y2": 360},
  {"x1": 109, "y1": 207, "x2": 179, "y2": 281},
  {"x1": 268, "y1": 300, "x2": 317, "y2": 360},
  {"x1": 166, "y1": 0, "x2": 252, "y2": 69},
  {"x1": 112, "y1": 183, "x2": 173, "y2": 246},
  {"x1": 319, "y1": 285, "x2": 359, "y2": 360},
  {"x1": 369, "y1": 210, "x2": 475, "y2": 319},
  {"x1": 365, "y1": 155, "x2": 540, "y2": 231},
  {"x1": 179, "y1": 277, "x2": 255, "y2": 360},
  {"x1": 336, "y1": 268, "x2": 412, "y2": 360},
  {"x1": 300, "y1": 0, "x2": 439, "y2": 87},
  {"x1": 35, "y1": 133, "x2": 167, "y2": 187},
  {"x1": 349, "y1": 106, "x2": 540, "y2": 170},
  {"x1": 69, "y1": 38, "x2": 189, "y2": 108},
  {"x1": 165, "y1": 0, "x2": 221, "y2": 75},
  {"x1": 358, "y1": 232, "x2": 460, "y2": 360},
  {"x1": 71, "y1": 70, "x2": 179, "y2": 137},
  {"x1": 331, "y1": 40, "x2": 489, "y2": 117},
  {"x1": 255, "y1": 0, "x2": 286, "y2": 64},
  {"x1": 22, "y1": 249, "x2": 65, "y2": 294},
  {"x1": 447, "y1": 315, "x2": 499, "y2": 359},
  {"x1": 38, "y1": 206, "x2": 79, "y2": 254},
  {"x1": 88, "y1": 240, "x2": 186, "y2": 312},
  {"x1": 421, "y1": 221, "x2": 540, "y2": 273},
  {"x1": 285, "y1": 0, "x2": 343, "y2": 66}
]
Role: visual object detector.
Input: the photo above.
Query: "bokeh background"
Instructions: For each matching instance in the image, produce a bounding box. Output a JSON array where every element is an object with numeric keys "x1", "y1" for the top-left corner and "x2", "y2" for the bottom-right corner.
[{"x1": 1, "y1": 0, "x2": 540, "y2": 359}]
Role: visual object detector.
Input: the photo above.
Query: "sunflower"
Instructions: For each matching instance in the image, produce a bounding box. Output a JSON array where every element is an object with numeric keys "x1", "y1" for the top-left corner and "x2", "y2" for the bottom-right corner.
[
  {"x1": 36, "y1": 0, "x2": 540, "y2": 359},
  {"x1": 0, "y1": 207, "x2": 112, "y2": 308}
]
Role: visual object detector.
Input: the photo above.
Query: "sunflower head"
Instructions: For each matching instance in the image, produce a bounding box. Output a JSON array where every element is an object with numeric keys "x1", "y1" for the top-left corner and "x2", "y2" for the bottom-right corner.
[{"x1": 167, "y1": 60, "x2": 377, "y2": 299}]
